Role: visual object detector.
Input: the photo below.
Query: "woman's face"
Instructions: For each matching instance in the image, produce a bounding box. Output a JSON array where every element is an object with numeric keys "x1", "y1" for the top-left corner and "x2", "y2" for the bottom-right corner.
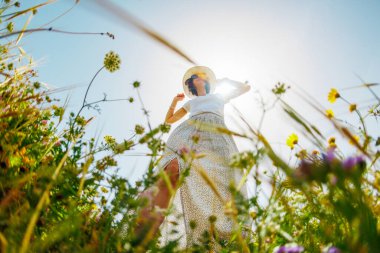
[{"x1": 192, "y1": 73, "x2": 208, "y2": 92}]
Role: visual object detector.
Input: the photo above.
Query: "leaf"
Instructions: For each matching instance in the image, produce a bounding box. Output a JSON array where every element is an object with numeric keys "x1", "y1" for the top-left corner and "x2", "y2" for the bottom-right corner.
[
  {"x1": 5, "y1": 1, "x2": 55, "y2": 21},
  {"x1": 92, "y1": 0, "x2": 197, "y2": 65},
  {"x1": 15, "y1": 12, "x2": 33, "y2": 45},
  {"x1": 18, "y1": 46, "x2": 26, "y2": 56}
]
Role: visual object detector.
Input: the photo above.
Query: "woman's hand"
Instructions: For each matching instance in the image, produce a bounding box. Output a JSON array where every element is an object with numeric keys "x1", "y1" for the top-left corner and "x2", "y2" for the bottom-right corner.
[{"x1": 173, "y1": 93, "x2": 185, "y2": 102}]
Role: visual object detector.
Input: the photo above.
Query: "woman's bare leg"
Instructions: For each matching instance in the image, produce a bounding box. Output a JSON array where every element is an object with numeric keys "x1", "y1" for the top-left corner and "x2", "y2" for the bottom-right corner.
[{"x1": 132, "y1": 158, "x2": 180, "y2": 244}]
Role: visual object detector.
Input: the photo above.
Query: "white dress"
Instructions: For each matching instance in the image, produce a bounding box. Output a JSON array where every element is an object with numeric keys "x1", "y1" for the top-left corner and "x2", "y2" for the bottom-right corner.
[{"x1": 156, "y1": 78, "x2": 251, "y2": 251}]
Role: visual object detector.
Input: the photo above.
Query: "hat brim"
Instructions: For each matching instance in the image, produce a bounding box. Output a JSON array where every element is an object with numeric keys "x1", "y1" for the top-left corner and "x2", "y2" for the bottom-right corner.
[{"x1": 182, "y1": 66, "x2": 216, "y2": 98}]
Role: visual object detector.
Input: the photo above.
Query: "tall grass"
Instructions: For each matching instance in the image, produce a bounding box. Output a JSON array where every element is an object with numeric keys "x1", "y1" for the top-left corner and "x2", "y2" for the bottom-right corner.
[{"x1": 0, "y1": 1, "x2": 379, "y2": 253}]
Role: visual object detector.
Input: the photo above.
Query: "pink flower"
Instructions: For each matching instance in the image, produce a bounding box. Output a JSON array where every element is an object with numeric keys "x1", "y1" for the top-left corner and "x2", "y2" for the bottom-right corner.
[{"x1": 178, "y1": 146, "x2": 190, "y2": 155}]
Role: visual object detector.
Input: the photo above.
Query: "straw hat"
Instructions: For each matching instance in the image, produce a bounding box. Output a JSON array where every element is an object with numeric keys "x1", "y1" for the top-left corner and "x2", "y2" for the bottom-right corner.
[{"x1": 182, "y1": 66, "x2": 217, "y2": 98}]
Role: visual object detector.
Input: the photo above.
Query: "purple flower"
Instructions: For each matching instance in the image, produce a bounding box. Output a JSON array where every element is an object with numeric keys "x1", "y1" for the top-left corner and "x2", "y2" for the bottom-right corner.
[
  {"x1": 178, "y1": 146, "x2": 190, "y2": 155},
  {"x1": 342, "y1": 155, "x2": 366, "y2": 172},
  {"x1": 276, "y1": 246, "x2": 286, "y2": 253},
  {"x1": 327, "y1": 246, "x2": 341, "y2": 253},
  {"x1": 275, "y1": 245, "x2": 304, "y2": 253},
  {"x1": 355, "y1": 155, "x2": 365, "y2": 165},
  {"x1": 325, "y1": 148, "x2": 335, "y2": 162},
  {"x1": 321, "y1": 148, "x2": 337, "y2": 165},
  {"x1": 342, "y1": 156, "x2": 356, "y2": 171}
]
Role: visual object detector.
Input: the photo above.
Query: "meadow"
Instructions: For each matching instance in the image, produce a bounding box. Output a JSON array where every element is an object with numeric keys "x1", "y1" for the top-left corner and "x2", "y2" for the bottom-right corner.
[{"x1": 0, "y1": 1, "x2": 379, "y2": 253}]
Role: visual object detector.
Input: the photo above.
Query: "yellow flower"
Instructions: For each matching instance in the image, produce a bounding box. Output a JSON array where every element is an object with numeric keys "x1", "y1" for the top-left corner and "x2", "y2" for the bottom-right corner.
[
  {"x1": 103, "y1": 51, "x2": 121, "y2": 73},
  {"x1": 296, "y1": 149, "x2": 307, "y2": 159},
  {"x1": 328, "y1": 88, "x2": 340, "y2": 103},
  {"x1": 326, "y1": 109, "x2": 334, "y2": 119},
  {"x1": 349, "y1": 135, "x2": 360, "y2": 145},
  {"x1": 250, "y1": 211, "x2": 257, "y2": 219},
  {"x1": 328, "y1": 142, "x2": 337, "y2": 149},
  {"x1": 374, "y1": 171, "x2": 380, "y2": 191},
  {"x1": 349, "y1": 103, "x2": 357, "y2": 112},
  {"x1": 286, "y1": 133, "x2": 298, "y2": 150},
  {"x1": 312, "y1": 150, "x2": 320, "y2": 155},
  {"x1": 328, "y1": 137, "x2": 336, "y2": 144},
  {"x1": 91, "y1": 203, "x2": 98, "y2": 210},
  {"x1": 104, "y1": 135, "x2": 116, "y2": 146}
]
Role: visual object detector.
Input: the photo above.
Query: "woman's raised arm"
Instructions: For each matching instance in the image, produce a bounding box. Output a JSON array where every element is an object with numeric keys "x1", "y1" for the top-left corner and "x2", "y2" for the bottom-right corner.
[
  {"x1": 216, "y1": 78, "x2": 251, "y2": 103},
  {"x1": 164, "y1": 93, "x2": 187, "y2": 124}
]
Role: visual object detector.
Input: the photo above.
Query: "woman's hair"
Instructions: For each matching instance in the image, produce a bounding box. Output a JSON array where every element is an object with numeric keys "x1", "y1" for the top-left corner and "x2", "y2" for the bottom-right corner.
[{"x1": 185, "y1": 74, "x2": 210, "y2": 96}]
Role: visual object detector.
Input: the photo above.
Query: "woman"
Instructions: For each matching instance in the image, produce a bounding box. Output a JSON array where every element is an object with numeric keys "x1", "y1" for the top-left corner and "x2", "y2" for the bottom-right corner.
[{"x1": 133, "y1": 66, "x2": 251, "y2": 251}]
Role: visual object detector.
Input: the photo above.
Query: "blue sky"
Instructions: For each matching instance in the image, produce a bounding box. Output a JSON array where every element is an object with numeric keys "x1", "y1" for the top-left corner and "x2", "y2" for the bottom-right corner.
[{"x1": 8, "y1": 0, "x2": 380, "y2": 203}]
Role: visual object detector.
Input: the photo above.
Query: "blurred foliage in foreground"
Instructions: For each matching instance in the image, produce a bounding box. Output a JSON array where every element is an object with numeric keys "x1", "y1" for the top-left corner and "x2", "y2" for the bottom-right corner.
[{"x1": 1, "y1": 1, "x2": 380, "y2": 253}]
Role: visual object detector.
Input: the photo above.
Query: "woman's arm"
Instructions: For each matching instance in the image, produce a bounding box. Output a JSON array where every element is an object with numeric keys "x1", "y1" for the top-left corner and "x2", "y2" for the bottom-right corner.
[
  {"x1": 164, "y1": 93, "x2": 187, "y2": 124},
  {"x1": 216, "y1": 78, "x2": 251, "y2": 103}
]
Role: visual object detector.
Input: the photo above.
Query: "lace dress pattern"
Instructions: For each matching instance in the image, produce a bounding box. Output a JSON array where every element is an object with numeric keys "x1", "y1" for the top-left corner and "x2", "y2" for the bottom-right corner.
[{"x1": 156, "y1": 111, "x2": 250, "y2": 251}]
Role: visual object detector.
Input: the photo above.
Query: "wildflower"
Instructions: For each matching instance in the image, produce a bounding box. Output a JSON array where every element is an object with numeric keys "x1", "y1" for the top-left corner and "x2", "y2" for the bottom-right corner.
[
  {"x1": 96, "y1": 156, "x2": 117, "y2": 171},
  {"x1": 342, "y1": 156, "x2": 356, "y2": 172},
  {"x1": 349, "y1": 103, "x2": 357, "y2": 112},
  {"x1": 328, "y1": 137, "x2": 336, "y2": 144},
  {"x1": 134, "y1": 124, "x2": 145, "y2": 135},
  {"x1": 274, "y1": 243, "x2": 304, "y2": 253},
  {"x1": 328, "y1": 142, "x2": 337, "y2": 149},
  {"x1": 249, "y1": 211, "x2": 257, "y2": 219},
  {"x1": 348, "y1": 135, "x2": 360, "y2": 145},
  {"x1": 286, "y1": 133, "x2": 298, "y2": 150},
  {"x1": 177, "y1": 146, "x2": 192, "y2": 159},
  {"x1": 132, "y1": 81, "x2": 140, "y2": 88},
  {"x1": 33, "y1": 81, "x2": 41, "y2": 89},
  {"x1": 295, "y1": 149, "x2": 307, "y2": 159},
  {"x1": 322, "y1": 148, "x2": 337, "y2": 163},
  {"x1": 159, "y1": 123, "x2": 171, "y2": 133},
  {"x1": 101, "y1": 187, "x2": 109, "y2": 193},
  {"x1": 327, "y1": 137, "x2": 337, "y2": 149},
  {"x1": 41, "y1": 120, "x2": 48, "y2": 125},
  {"x1": 322, "y1": 246, "x2": 341, "y2": 253},
  {"x1": 342, "y1": 155, "x2": 366, "y2": 173},
  {"x1": 327, "y1": 88, "x2": 340, "y2": 103},
  {"x1": 75, "y1": 116, "x2": 86, "y2": 126},
  {"x1": 312, "y1": 150, "x2": 320, "y2": 156},
  {"x1": 271, "y1": 82, "x2": 291, "y2": 95},
  {"x1": 103, "y1": 51, "x2": 121, "y2": 72},
  {"x1": 104, "y1": 135, "x2": 116, "y2": 145},
  {"x1": 326, "y1": 109, "x2": 334, "y2": 119}
]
